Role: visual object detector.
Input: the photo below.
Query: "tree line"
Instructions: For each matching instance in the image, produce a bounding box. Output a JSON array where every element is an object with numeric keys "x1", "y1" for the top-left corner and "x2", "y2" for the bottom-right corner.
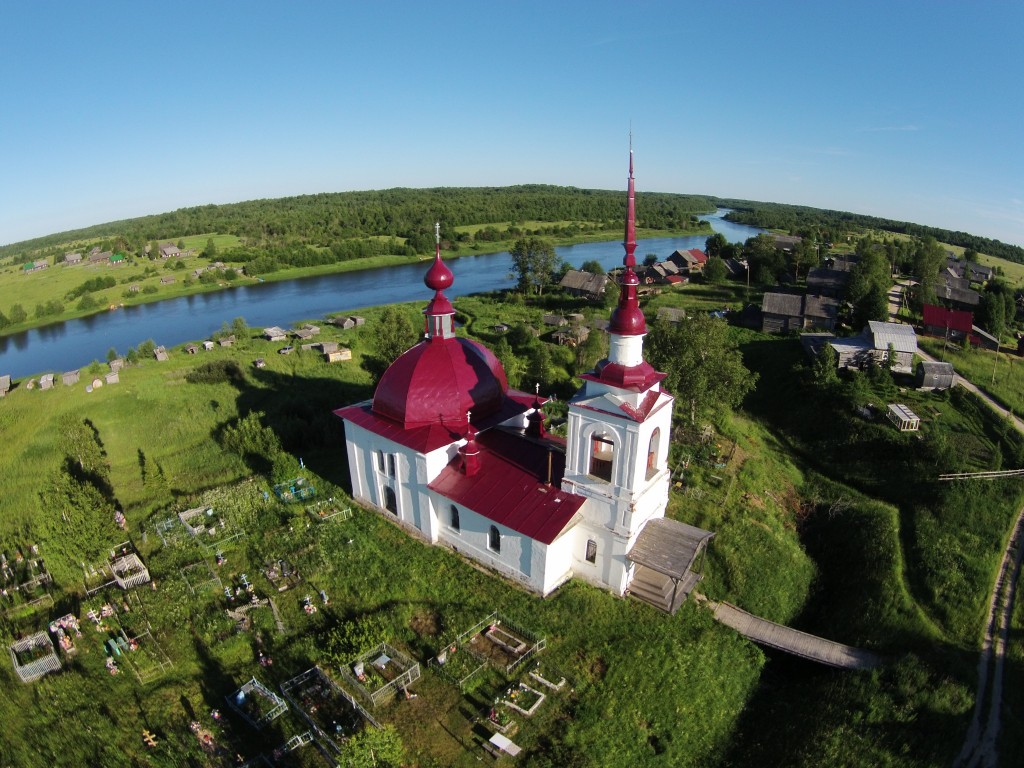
[
  {"x1": 717, "y1": 198, "x2": 1024, "y2": 264},
  {"x1": 1, "y1": 185, "x2": 714, "y2": 265}
]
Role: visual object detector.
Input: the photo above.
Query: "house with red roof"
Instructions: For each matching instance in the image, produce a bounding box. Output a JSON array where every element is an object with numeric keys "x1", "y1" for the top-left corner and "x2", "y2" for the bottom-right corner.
[
  {"x1": 922, "y1": 304, "x2": 973, "y2": 342},
  {"x1": 334, "y1": 152, "x2": 713, "y2": 613}
]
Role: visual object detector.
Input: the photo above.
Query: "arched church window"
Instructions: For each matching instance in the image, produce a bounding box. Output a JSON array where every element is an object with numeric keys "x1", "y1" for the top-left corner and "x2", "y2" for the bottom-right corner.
[
  {"x1": 646, "y1": 428, "x2": 661, "y2": 480},
  {"x1": 589, "y1": 434, "x2": 615, "y2": 482},
  {"x1": 383, "y1": 486, "x2": 397, "y2": 515},
  {"x1": 450, "y1": 505, "x2": 460, "y2": 532},
  {"x1": 488, "y1": 525, "x2": 501, "y2": 553}
]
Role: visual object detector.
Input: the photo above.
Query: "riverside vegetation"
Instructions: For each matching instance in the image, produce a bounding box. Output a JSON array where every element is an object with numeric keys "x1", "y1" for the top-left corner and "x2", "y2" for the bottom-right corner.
[{"x1": 1, "y1": 274, "x2": 1023, "y2": 766}]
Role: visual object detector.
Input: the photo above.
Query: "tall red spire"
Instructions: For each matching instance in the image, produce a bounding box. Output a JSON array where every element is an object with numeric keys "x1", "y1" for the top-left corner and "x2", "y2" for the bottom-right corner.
[{"x1": 608, "y1": 146, "x2": 646, "y2": 336}]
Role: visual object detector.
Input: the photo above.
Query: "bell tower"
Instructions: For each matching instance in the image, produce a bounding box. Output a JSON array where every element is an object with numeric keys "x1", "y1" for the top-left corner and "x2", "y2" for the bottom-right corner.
[{"x1": 562, "y1": 147, "x2": 675, "y2": 593}]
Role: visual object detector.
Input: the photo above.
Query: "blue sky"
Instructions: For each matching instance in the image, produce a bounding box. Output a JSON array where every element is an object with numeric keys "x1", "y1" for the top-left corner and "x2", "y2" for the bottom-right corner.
[{"x1": 2, "y1": 1, "x2": 1022, "y2": 247}]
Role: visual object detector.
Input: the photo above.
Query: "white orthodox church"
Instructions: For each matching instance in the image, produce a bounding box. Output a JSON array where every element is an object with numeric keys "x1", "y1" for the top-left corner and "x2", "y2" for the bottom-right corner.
[{"x1": 335, "y1": 151, "x2": 713, "y2": 613}]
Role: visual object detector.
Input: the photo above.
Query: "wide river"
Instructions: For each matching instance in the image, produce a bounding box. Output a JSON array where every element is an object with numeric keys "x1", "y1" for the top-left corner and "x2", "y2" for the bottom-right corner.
[{"x1": 0, "y1": 210, "x2": 762, "y2": 379}]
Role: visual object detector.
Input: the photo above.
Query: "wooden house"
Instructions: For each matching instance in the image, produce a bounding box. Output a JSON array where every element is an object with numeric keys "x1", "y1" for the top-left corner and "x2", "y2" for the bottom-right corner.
[
  {"x1": 656, "y1": 307, "x2": 687, "y2": 326},
  {"x1": 553, "y1": 326, "x2": 590, "y2": 346},
  {"x1": 802, "y1": 295, "x2": 839, "y2": 331},
  {"x1": 806, "y1": 267, "x2": 850, "y2": 299},
  {"x1": 542, "y1": 314, "x2": 568, "y2": 327},
  {"x1": 263, "y1": 326, "x2": 288, "y2": 342},
  {"x1": 154, "y1": 346, "x2": 169, "y2": 362},
  {"x1": 915, "y1": 361, "x2": 954, "y2": 390},
  {"x1": 62, "y1": 370, "x2": 80, "y2": 386},
  {"x1": 771, "y1": 234, "x2": 803, "y2": 253},
  {"x1": 39, "y1": 374, "x2": 55, "y2": 390},
  {"x1": 829, "y1": 321, "x2": 918, "y2": 373},
  {"x1": 0, "y1": 374, "x2": 10, "y2": 397},
  {"x1": 558, "y1": 270, "x2": 609, "y2": 300},
  {"x1": 159, "y1": 276, "x2": 175, "y2": 285},
  {"x1": 158, "y1": 243, "x2": 182, "y2": 259},
  {"x1": 760, "y1": 293, "x2": 804, "y2": 333},
  {"x1": 64, "y1": 252, "x2": 83, "y2": 265}
]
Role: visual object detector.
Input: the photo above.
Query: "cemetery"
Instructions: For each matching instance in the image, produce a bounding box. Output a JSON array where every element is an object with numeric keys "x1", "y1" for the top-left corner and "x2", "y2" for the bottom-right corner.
[{"x1": 338, "y1": 642, "x2": 422, "y2": 708}]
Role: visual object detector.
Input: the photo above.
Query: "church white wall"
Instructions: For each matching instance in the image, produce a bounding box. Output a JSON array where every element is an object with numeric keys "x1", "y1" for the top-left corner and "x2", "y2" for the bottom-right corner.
[
  {"x1": 566, "y1": 522, "x2": 631, "y2": 595},
  {"x1": 434, "y1": 498, "x2": 550, "y2": 594}
]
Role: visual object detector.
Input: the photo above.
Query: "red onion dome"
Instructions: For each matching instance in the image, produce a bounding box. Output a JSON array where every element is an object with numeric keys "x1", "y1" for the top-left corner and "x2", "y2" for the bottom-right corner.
[
  {"x1": 425, "y1": 253, "x2": 454, "y2": 292},
  {"x1": 372, "y1": 337, "x2": 509, "y2": 429}
]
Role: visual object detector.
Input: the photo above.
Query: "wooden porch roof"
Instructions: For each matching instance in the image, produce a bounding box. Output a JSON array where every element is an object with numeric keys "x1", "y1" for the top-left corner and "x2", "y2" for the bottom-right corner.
[{"x1": 627, "y1": 517, "x2": 715, "y2": 580}]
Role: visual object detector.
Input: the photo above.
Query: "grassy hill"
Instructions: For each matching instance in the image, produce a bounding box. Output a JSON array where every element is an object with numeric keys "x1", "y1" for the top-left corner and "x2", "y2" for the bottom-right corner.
[{"x1": 1, "y1": 290, "x2": 1023, "y2": 765}]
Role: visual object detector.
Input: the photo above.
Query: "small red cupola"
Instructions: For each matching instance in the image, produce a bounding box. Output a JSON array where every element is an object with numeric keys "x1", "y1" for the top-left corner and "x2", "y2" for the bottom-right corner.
[{"x1": 459, "y1": 417, "x2": 481, "y2": 476}]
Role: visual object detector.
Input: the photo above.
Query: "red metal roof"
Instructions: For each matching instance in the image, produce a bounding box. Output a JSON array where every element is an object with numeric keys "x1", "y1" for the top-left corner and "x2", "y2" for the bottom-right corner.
[
  {"x1": 372, "y1": 336, "x2": 508, "y2": 428},
  {"x1": 429, "y1": 429, "x2": 585, "y2": 544},
  {"x1": 687, "y1": 248, "x2": 708, "y2": 264},
  {"x1": 922, "y1": 304, "x2": 973, "y2": 334},
  {"x1": 336, "y1": 390, "x2": 535, "y2": 454}
]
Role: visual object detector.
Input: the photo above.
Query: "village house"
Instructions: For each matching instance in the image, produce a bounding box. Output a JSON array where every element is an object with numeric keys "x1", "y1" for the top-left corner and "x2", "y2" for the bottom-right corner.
[
  {"x1": 760, "y1": 293, "x2": 839, "y2": 333},
  {"x1": 558, "y1": 269, "x2": 610, "y2": 301},
  {"x1": 22, "y1": 259, "x2": 49, "y2": 274},
  {"x1": 771, "y1": 234, "x2": 803, "y2": 253},
  {"x1": 829, "y1": 321, "x2": 918, "y2": 373},
  {"x1": 335, "y1": 155, "x2": 713, "y2": 614},
  {"x1": 655, "y1": 307, "x2": 687, "y2": 326},
  {"x1": 915, "y1": 361, "x2": 955, "y2": 390},
  {"x1": 922, "y1": 304, "x2": 973, "y2": 342},
  {"x1": 160, "y1": 276, "x2": 175, "y2": 285},
  {"x1": 88, "y1": 250, "x2": 112, "y2": 265},
  {"x1": 159, "y1": 243, "x2": 183, "y2": 259},
  {"x1": 805, "y1": 266, "x2": 850, "y2": 299},
  {"x1": 64, "y1": 252, "x2": 83, "y2": 265}
]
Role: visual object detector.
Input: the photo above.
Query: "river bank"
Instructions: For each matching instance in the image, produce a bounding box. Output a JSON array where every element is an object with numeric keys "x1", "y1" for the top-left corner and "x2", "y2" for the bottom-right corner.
[{"x1": 0, "y1": 224, "x2": 712, "y2": 340}]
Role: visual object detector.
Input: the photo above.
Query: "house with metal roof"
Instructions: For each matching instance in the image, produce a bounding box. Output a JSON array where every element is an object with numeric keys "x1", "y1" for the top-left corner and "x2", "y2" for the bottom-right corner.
[
  {"x1": 829, "y1": 321, "x2": 918, "y2": 373},
  {"x1": 558, "y1": 269, "x2": 609, "y2": 301},
  {"x1": 334, "y1": 154, "x2": 712, "y2": 613}
]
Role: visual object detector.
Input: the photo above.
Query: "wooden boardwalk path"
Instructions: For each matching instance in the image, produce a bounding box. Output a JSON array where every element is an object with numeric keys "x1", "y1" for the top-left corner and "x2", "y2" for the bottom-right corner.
[{"x1": 708, "y1": 601, "x2": 882, "y2": 670}]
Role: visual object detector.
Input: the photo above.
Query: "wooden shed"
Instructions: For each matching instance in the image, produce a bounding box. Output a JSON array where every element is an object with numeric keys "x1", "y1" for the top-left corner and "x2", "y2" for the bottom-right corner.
[{"x1": 915, "y1": 361, "x2": 955, "y2": 390}]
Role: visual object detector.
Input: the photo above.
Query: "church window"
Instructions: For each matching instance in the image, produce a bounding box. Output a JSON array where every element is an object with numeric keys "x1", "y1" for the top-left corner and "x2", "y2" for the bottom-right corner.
[
  {"x1": 387, "y1": 453, "x2": 396, "y2": 478},
  {"x1": 376, "y1": 450, "x2": 385, "y2": 473},
  {"x1": 589, "y1": 434, "x2": 615, "y2": 482},
  {"x1": 646, "y1": 428, "x2": 661, "y2": 480},
  {"x1": 585, "y1": 539, "x2": 597, "y2": 563},
  {"x1": 488, "y1": 525, "x2": 501, "y2": 553},
  {"x1": 383, "y1": 486, "x2": 397, "y2": 514},
  {"x1": 450, "y1": 505, "x2": 460, "y2": 532}
]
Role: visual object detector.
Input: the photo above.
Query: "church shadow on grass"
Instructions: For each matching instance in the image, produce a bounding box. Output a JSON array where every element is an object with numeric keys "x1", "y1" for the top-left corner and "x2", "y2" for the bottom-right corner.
[{"x1": 209, "y1": 363, "x2": 373, "y2": 493}]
